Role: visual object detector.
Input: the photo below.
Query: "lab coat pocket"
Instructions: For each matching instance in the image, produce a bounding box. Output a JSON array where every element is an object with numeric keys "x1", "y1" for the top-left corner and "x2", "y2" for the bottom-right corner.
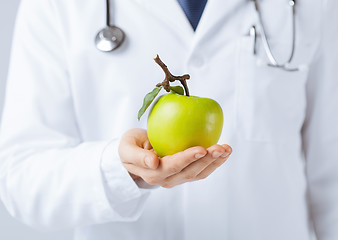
[{"x1": 235, "y1": 36, "x2": 308, "y2": 143}]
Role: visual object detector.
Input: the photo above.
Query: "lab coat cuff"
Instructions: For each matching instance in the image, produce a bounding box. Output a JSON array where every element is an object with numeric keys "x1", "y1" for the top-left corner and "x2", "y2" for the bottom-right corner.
[
  {"x1": 100, "y1": 138, "x2": 150, "y2": 221},
  {"x1": 134, "y1": 178, "x2": 160, "y2": 189}
]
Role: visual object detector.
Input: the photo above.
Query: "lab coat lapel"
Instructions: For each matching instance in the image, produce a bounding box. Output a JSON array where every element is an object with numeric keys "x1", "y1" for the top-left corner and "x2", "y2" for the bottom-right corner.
[
  {"x1": 133, "y1": 0, "x2": 194, "y2": 44},
  {"x1": 130, "y1": 0, "x2": 247, "y2": 54},
  {"x1": 190, "y1": 0, "x2": 248, "y2": 50}
]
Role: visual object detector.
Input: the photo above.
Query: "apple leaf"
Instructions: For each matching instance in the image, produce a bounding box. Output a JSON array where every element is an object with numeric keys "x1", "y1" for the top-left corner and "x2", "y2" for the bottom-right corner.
[
  {"x1": 138, "y1": 86, "x2": 163, "y2": 121},
  {"x1": 169, "y1": 86, "x2": 184, "y2": 95}
]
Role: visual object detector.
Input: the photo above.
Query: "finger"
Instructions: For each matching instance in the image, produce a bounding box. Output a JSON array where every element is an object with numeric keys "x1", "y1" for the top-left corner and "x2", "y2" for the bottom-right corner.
[
  {"x1": 123, "y1": 163, "x2": 150, "y2": 179},
  {"x1": 219, "y1": 144, "x2": 232, "y2": 155},
  {"x1": 123, "y1": 146, "x2": 208, "y2": 186},
  {"x1": 122, "y1": 128, "x2": 149, "y2": 148},
  {"x1": 195, "y1": 151, "x2": 232, "y2": 180},
  {"x1": 160, "y1": 146, "x2": 208, "y2": 175},
  {"x1": 161, "y1": 144, "x2": 228, "y2": 186},
  {"x1": 161, "y1": 144, "x2": 232, "y2": 187},
  {"x1": 119, "y1": 143, "x2": 159, "y2": 169},
  {"x1": 119, "y1": 129, "x2": 159, "y2": 169},
  {"x1": 206, "y1": 144, "x2": 227, "y2": 159}
]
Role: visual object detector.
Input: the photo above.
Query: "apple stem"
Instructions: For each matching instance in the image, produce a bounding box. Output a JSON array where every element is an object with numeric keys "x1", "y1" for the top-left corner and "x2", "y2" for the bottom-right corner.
[{"x1": 154, "y1": 54, "x2": 190, "y2": 97}]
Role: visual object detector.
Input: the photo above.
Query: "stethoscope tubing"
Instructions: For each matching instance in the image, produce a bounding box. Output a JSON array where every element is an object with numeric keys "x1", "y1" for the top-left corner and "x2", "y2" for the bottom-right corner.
[
  {"x1": 106, "y1": 0, "x2": 111, "y2": 27},
  {"x1": 252, "y1": 0, "x2": 298, "y2": 71}
]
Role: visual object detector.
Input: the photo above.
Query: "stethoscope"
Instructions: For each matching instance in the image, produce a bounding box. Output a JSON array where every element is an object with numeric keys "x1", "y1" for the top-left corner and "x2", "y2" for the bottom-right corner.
[
  {"x1": 95, "y1": 0, "x2": 298, "y2": 71},
  {"x1": 249, "y1": 0, "x2": 298, "y2": 71},
  {"x1": 95, "y1": 0, "x2": 125, "y2": 52}
]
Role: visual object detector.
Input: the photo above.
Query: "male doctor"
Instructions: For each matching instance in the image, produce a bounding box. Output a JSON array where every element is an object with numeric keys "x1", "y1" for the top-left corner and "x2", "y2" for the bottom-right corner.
[{"x1": 0, "y1": 0, "x2": 338, "y2": 240}]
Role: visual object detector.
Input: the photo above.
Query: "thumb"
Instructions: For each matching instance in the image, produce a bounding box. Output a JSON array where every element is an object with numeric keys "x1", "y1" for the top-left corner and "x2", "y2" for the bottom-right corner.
[{"x1": 119, "y1": 129, "x2": 159, "y2": 169}]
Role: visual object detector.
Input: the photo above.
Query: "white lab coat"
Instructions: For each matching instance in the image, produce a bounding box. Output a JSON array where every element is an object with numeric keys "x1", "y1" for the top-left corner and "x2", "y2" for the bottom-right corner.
[{"x1": 0, "y1": 0, "x2": 337, "y2": 239}]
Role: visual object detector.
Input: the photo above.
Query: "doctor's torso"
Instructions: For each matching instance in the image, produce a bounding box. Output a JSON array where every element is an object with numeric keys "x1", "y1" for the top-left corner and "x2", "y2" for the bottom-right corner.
[{"x1": 20, "y1": 0, "x2": 322, "y2": 239}]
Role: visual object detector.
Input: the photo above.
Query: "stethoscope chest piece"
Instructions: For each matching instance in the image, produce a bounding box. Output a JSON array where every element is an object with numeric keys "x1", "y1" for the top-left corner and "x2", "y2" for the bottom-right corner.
[{"x1": 95, "y1": 26, "x2": 125, "y2": 52}]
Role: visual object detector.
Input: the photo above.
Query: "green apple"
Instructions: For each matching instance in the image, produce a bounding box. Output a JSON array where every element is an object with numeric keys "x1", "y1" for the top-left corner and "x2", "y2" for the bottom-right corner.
[
  {"x1": 138, "y1": 54, "x2": 224, "y2": 157},
  {"x1": 147, "y1": 93, "x2": 223, "y2": 157}
]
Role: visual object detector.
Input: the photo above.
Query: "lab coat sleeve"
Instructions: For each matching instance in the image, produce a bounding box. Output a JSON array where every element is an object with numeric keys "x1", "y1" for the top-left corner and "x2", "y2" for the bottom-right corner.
[
  {"x1": 0, "y1": 0, "x2": 148, "y2": 230},
  {"x1": 302, "y1": 1, "x2": 338, "y2": 239}
]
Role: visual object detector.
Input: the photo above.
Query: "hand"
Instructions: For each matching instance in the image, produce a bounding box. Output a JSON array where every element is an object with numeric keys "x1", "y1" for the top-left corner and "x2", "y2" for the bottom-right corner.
[{"x1": 119, "y1": 128, "x2": 232, "y2": 188}]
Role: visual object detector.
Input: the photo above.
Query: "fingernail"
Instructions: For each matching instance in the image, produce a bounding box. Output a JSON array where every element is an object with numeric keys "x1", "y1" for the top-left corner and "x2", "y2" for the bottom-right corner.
[
  {"x1": 195, "y1": 153, "x2": 205, "y2": 159},
  {"x1": 212, "y1": 151, "x2": 223, "y2": 159},
  {"x1": 221, "y1": 152, "x2": 230, "y2": 158},
  {"x1": 145, "y1": 157, "x2": 152, "y2": 168}
]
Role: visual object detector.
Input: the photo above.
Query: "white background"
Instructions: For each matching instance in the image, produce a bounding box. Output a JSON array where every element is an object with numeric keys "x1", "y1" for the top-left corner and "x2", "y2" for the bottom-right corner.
[{"x1": 0, "y1": 1, "x2": 72, "y2": 239}]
